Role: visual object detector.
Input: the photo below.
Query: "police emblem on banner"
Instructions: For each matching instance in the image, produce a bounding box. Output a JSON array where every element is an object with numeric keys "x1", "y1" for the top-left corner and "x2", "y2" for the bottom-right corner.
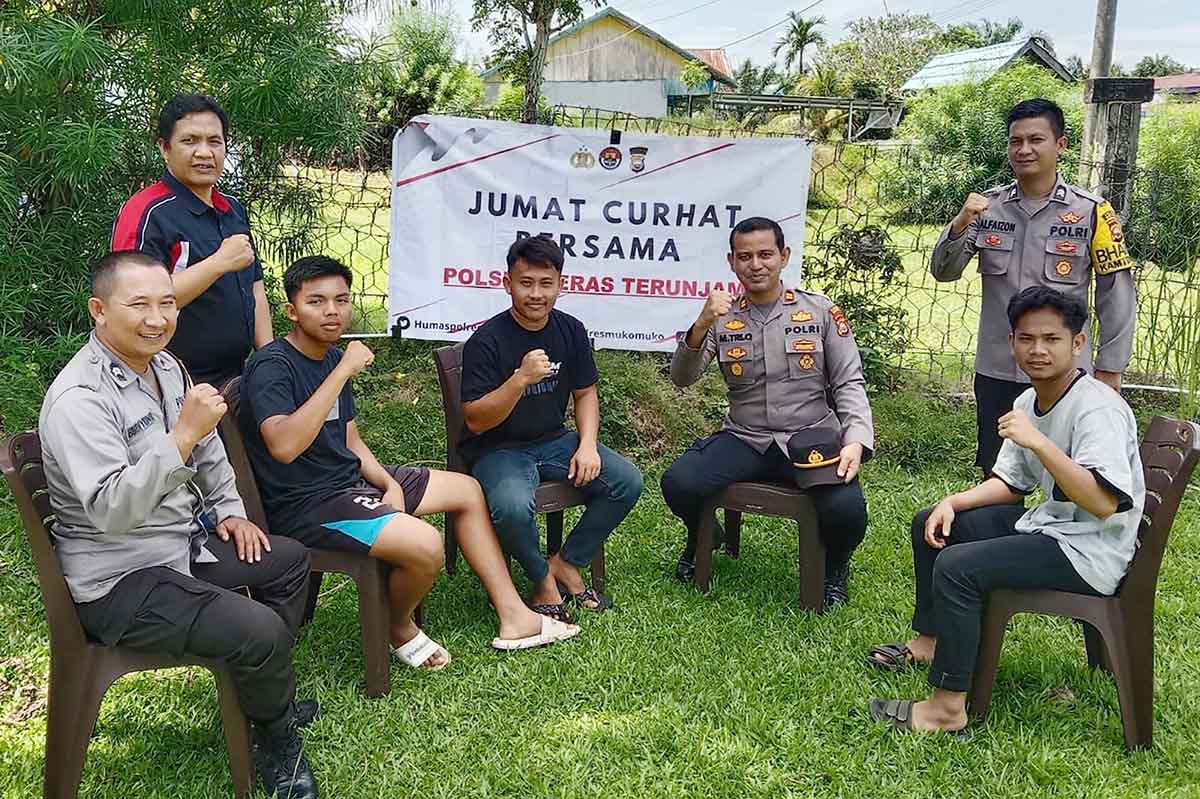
[
  {"x1": 599, "y1": 146, "x2": 622, "y2": 170},
  {"x1": 629, "y1": 146, "x2": 647, "y2": 173},
  {"x1": 569, "y1": 147, "x2": 595, "y2": 169}
]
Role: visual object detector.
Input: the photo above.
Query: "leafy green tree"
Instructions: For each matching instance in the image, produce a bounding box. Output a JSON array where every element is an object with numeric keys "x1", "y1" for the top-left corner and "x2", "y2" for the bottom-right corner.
[
  {"x1": 732, "y1": 59, "x2": 783, "y2": 96},
  {"x1": 966, "y1": 17, "x2": 1022, "y2": 45},
  {"x1": 679, "y1": 59, "x2": 711, "y2": 117},
  {"x1": 471, "y1": 0, "x2": 601, "y2": 124},
  {"x1": 0, "y1": 0, "x2": 366, "y2": 360},
  {"x1": 772, "y1": 12, "x2": 825, "y2": 76},
  {"x1": 938, "y1": 24, "x2": 985, "y2": 51},
  {"x1": 819, "y1": 13, "x2": 943, "y2": 97},
  {"x1": 1064, "y1": 54, "x2": 1086, "y2": 80},
  {"x1": 1133, "y1": 54, "x2": 1188, "y2": 77}
]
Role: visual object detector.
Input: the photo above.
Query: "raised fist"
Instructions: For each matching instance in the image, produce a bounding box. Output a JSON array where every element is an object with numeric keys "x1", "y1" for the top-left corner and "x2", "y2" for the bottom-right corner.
[
  {"x1": 952, "y1": 192, "x2": 991, "y2": 233},
  {"x1": 215, "y1": 234, "x2": 255, "y2": 272},
  {"x1": 515, "y1": 348, "x2": 552, "y2": 387},
  {"x1": 698, "y1": 289, "x2": 734, "y2": 328},
  {"x1": 177, "y1": 383, "x2": 227, "y2": 442},
  {"x1": 338, "y1": 340, "x2": 375, "y2": 377}
]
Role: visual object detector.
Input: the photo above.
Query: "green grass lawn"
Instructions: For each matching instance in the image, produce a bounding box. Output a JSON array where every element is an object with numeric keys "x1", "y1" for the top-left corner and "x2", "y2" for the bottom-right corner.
[{"x1": 2, "y1": 343, "x2": 1199, "y2": 798}]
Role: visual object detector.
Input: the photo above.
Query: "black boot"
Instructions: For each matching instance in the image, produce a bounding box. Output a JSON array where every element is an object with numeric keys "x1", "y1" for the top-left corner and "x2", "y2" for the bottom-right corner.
[
  {"x1": 824, "y1": 560, "x2": 850, "y2": 608},
  {"x1": 295, "y1": 699, "x2": 321, "y2": 729},
  {"x1": 674, "y1": 521, "x2": 725, "y2": 581},
  {"x1": 254, "y1": 704, "x2": 319, "y2": 799}
]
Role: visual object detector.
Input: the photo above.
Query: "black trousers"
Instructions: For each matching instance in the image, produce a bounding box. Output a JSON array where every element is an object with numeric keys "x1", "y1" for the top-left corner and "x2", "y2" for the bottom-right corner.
[
  {"x1": 76, "y1": 535, "x2": 311, "y2": 723},
  {"x1": 660, "y1": 431, "x2": 868, "y2": 571},
  {"x1": 974, "y1": 373, "x2": 1029, "y2": 473},
  {"x1": 910, "y1": 504, "x2": 1100, "y2": 692}
]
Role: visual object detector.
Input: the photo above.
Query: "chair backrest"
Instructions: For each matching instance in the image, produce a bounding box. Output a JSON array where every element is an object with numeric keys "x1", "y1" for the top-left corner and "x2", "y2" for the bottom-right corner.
[
  {"x1": 1123, "y1": 415, "x2": 1200, "y2": 599},
  {"x1": 216, "y1": 377, "x2": 271, "y2": 531},
  {"x1": 432, "y1": 343, "x2": 468, "y2": 473},
  {"x1": 0, "y1": 432, "x2": 89, "y2": 652}
]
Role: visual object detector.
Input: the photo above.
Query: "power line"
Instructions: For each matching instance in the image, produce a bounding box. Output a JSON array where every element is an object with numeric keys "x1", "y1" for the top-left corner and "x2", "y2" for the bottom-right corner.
[
  {"x1": 716, "y1": 0, "x2": 825, "y2": 50},
  {"x1": 547, "y1": 0, "x2": 736, "y2": 63}
]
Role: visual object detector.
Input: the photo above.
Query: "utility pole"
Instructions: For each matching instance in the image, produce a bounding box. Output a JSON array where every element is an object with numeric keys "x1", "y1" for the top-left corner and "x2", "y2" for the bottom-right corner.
[{"x1": 1078, "y1": 0, "x2": 1118, "y2": 188}]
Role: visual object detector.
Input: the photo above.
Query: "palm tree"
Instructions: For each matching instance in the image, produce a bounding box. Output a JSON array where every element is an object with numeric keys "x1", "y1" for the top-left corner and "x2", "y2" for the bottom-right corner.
[{"x1": 773, "y1": 12, "x2": 825, "y2": 76}]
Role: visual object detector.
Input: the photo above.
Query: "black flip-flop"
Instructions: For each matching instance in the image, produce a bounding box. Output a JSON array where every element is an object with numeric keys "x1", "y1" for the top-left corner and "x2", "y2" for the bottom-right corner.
[
  {"x1": 527, "y1": 601, "x2": 574, "y2": 624},
  {"x1": 866, "y1": 642, "x2": 917, "y2": 673},
  {"x1": 868, "y1": 698, "x2": 971, "y2": 740},
  {"x1": 560, "y1": 585, "x2": 613, "y2": 612}
]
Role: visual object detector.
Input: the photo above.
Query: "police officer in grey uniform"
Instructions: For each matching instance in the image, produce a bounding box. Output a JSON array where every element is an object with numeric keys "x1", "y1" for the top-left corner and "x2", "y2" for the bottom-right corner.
[
  {"x1": 38, "y1": 251, "x2": 319, "y2": 799},
  {"x1": 662, "y1": 217, "x2": 873, "y2": 606},
  {"x1": 930, "y1": 98, "x2": 1135, "y2": 473}
]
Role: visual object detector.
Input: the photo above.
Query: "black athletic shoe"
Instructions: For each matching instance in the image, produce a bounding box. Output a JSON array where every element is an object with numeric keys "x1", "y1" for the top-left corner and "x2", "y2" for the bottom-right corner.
[
  {"x1": 674, "y1": 522, "x2": 726, "y2": 581},
  {"x1": 824, "y1": 562, "x2": 851, "y2": 608},
  {"x1": 254, "y1": 707, "x2": 319, "y2": 799},
  {"x1": 295, "y1": 699, "x2": 321, "y2": 729}
]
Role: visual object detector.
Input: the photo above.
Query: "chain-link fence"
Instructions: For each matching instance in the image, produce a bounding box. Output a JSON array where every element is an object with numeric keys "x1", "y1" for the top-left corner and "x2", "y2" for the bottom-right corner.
[{"x1": 252, "y1": 106, "x2": 1199, "y2": 393}]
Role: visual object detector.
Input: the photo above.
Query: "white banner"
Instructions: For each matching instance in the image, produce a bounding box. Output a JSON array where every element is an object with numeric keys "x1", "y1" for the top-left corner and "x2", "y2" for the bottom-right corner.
[{"x1": 389, "y1": 115, "x2": 812, "y2": 351}]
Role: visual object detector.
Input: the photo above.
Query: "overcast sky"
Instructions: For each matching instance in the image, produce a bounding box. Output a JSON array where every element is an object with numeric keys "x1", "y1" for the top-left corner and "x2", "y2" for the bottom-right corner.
[{"x1": 350, "y1": 0, "x2": 1197, "y2": 73}]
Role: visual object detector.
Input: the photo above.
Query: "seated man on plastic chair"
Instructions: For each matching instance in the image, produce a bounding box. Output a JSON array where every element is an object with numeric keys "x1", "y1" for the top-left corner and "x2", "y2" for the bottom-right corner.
[
  {"x1": 239, "y1": 256, "x2": 579, "y2": 668},
  {"x1": 39, "y1": 251, "x2": 319, "y2": 799},
  {"x1": 661, "y1": 216, "x2": 873, "y2": 607},
  {"x1": 866, "y1": 286, "x2": 1144, "y2": 735}
]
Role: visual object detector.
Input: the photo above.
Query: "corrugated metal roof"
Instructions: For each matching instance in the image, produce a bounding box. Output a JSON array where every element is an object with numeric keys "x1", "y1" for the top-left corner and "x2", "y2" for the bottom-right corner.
[
  {"x1": 1154, "y1": 73, "x2": 1200, "y2": 92},
  {"x1": 901, "y1": 38, "x2": 1071, "y2": 92},
  {"x1": 687, "y1": 49, "x2": 732, "y2": 81}
]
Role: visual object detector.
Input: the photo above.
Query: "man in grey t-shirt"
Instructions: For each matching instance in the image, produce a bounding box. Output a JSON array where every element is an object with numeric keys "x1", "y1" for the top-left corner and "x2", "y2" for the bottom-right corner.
[{"x1": 863, "y1": 286, "x2": 1143, "y2": 736}]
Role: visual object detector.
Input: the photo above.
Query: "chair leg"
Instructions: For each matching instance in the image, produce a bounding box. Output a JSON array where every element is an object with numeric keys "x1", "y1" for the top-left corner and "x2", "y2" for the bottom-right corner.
[
  {"x1": 301, "y1": 572, "x2": 323, "y2": 628},
  {"x1": 444, "y1": 511, "x2": 460, "y2": 575},
  {"x1": 356, "y1": 560, "x2": 392, "y2": 698},
  {"x1": 796, "y1": 511, "x2": 825, "y2": 613},
  {"x1": 1104, "y1": 616, "x2": 1154, "y2": 750},
  {"x1": 546, "y1": 511, "x2": 564, "y2": 557},
  {"x1": 967, "y1": 601, "x2": 1012, "y2": 720},
  {"x1": 590, "y1": 546, "x2": 606, "y2": 595},
  {"x1": 1083, "y1": 621, "x2": 1112, "y2": 673},
  {"x1": 695, "y1": 500, "x2": 718, "y2": 593},
  {"x1": 723, "y1": 509, "x2": 742, "y2": 558},
  {"x1": 213, "y1": 668, "x2": 255, "y2": 798},
  {"x1": 43, "y1": 653, "x2": 99, "y2": 799}
]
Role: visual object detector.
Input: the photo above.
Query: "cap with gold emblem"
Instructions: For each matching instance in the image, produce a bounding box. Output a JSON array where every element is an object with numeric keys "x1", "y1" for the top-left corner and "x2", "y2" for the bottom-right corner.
[{"x1": 787, "y1": 412, "x2": 844, "y2": 488}]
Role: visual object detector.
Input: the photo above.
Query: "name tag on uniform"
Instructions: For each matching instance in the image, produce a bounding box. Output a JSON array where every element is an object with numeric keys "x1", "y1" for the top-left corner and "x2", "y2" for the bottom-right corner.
[{"x1": 325, "y1": 398, "x2": 340, "y2": 422}]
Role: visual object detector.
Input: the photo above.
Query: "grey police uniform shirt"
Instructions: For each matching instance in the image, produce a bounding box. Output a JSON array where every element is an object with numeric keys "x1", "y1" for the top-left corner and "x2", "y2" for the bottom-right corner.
[
  {"x1": 38, "y1": 333, "x2": 246, "y2": 603},
  {"x1": 930, "y1": 174, "x2": 1136, "y2": 383},
  {"x1": 671, "y1": 286, "x2": 875, "y2": 455},
  {"x1": 991, "y1": 372, "x2": 1144, "y2": 595}
]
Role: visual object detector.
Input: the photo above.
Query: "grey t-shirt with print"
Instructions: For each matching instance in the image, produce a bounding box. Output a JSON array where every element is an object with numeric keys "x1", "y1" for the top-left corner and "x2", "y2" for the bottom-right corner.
[{"x1": 991, "y1": 371, "x2": 1144, "y2": 594}]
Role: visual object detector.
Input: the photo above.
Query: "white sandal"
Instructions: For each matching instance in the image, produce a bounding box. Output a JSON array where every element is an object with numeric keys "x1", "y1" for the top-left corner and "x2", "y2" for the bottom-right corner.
[
  {"x1": 491, "y1": 615, "x2": 581, "y2": 651},
  {"x1": 390, "y1": 630, "x2": 451, "y2": 670}
]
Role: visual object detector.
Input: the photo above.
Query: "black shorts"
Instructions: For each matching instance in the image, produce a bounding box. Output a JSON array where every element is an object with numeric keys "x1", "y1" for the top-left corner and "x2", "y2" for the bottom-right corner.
[
  {"x1": 291, "y1": 465, "x2": 430, "y2": 554},
  {"x1": 974, "y1": 373, "x2": 1029, "y2": 472}
]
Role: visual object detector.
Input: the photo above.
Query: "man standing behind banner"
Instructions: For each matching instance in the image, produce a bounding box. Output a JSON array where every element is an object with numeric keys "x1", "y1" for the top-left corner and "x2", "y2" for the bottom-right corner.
[
  {"x1": 460, "y1": 236, "x2": 643, "y2": 620},
  {"x1": 112, "y1": 93, "x2": 272, "y2": 386},
  {"x1": 662, "y1": 217, "x2": 873, "y2": 607},
  {"x1": 930, "y1": 98, "x2": 1135, "y2": 474}
]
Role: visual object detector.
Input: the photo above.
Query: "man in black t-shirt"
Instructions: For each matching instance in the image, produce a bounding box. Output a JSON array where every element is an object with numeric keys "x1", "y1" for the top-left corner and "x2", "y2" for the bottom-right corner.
[
  {"x1": 240, "y1": 256, "x2": 580, "y2": 666},
  {"x1": 461, "y1": 236, "x2": 644, "y2": 618}
]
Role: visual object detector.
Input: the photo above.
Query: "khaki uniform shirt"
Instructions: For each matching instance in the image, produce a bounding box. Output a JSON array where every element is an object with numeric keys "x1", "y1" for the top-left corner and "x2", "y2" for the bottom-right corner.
[
  {"x1": 930, "y1": 174, "x2": 1136, "y2": 383},
  {"x1": 671, "y1": 286, "x2": 875, "y2": 455},
  {"x1": 38, "y1": 334, "x2": 246, "y2": 603}
]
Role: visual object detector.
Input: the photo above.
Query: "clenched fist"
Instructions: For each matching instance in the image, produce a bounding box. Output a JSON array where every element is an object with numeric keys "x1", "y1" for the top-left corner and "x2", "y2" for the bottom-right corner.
[
  {"x1": 697, "y1": 288, "x2": 734, "y2": 329},
  {"x1": 177, "y1": 383, "x2": 227, "y2": 443},
  {"x1": 214, "y1": 234, "x2": 255, "y2": 273},
  {"x1": 337, "y1": 340, "x2": 375, "y2": 377},
  {"x1": 951, "y1": 192, "x2": 991, "y2": 234},
  {"x1": 515, "y1": 348, "x2": 553, "y2": 387}
]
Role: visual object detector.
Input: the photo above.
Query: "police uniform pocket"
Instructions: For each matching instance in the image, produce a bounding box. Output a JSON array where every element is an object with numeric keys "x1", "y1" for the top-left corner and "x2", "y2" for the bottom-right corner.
[
  {"x1": 784, "y1": 334, "x2": 823, "y2": 379},
  {"x1": 1044, "y1": 238, "x2": 1086, "y2": 285},
  {"x1": 975, "y1": 231, "x2": 1014, "y2": 275},
  {"x1": 718, "y1": 341, "x2": 754, "y2": 384}
]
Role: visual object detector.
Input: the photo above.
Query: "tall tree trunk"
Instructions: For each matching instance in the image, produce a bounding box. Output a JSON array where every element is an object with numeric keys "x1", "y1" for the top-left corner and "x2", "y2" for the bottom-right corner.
[{"x1": 523, "y1": 9, "x2": 551, "y2": 124}]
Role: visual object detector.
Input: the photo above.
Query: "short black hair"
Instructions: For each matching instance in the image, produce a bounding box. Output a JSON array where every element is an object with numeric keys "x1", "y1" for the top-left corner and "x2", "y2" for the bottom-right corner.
[
  {"x1": 729, "y1": 217, "x2": 785, "y2": 252},
  {"x1": 507, "y1": 235, "x2": 564, "y2": 272},
  {"x1": 284, "y1": 255, "x2": 353, "y2": 302},
  {"x1": 1006, "y1": 286, "x2": 1088, "y2": 334},
  {"x1": 158, "y1": 93, "x2": 230, "y2": 142},
  {"x1": 1006, "y1": 98, "x2": 1066, "y2": 140},
  {"x1": 91, "y1": 250, "x2": 168, "y2": 298}
]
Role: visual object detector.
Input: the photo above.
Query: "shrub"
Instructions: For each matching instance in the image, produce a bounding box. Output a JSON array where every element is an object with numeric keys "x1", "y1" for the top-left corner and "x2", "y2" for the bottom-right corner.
[{"x1": 1125, "y1": 103, "x2": 1200, "y2": 274}]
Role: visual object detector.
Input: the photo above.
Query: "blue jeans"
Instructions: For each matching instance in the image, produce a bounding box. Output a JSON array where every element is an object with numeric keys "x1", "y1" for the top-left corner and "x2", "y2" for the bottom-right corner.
[{"x1": 471, "y1": 432, "x2": 643, "y2": 584}]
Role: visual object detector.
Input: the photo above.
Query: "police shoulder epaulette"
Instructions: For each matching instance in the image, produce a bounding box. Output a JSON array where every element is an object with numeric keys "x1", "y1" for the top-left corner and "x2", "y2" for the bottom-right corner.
[
  {"x1": 1068, "y1": 184, "x2": 1105, "y2": 205},
  {"x1": 983, "y1": 182, "x2": 1012, "y2": 199}
]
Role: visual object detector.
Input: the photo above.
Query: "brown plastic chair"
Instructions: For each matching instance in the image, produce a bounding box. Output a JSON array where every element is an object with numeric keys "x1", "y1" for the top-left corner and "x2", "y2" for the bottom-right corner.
[
  {"x1": 219, "y1": 377, "x2": 410, "y2": 698},
  {"x1": 0, "y1": 432, "x2": 254, "y2": 799},
  {"x1": 694, "y1": 482, "x2": 826, "y2": 612},
  {"x1": 968, "y1": 415, "x2": 1200, "y2": 750},
  {"x1": 432, "y1": 343, "x2": 605, "y2": 593}
]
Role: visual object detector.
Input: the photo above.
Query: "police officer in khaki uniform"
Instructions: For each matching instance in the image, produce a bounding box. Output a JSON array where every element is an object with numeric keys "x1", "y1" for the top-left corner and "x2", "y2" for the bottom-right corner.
[
  {"x1": 38, "y1": 250, "x2": 319, "y2": 798},
  {"x1": 662, "y1": 217, "x2": 873, "y2": 606},
  {"x1": 931, "y1": 98, "x2": 1135, "y2": 473}
]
